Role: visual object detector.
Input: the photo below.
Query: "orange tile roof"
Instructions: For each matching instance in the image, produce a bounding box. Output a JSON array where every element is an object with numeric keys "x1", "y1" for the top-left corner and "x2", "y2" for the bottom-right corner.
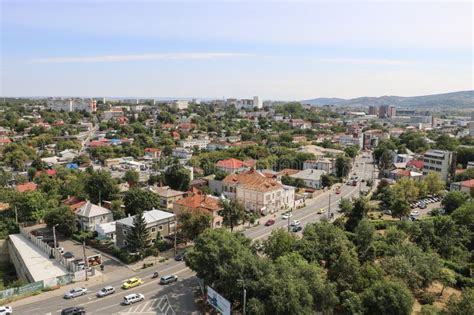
[
  {"x1": 223, "y1": 169, "x2": 282, "y2": 192},
  {"x1": 144, "y1": 148, "x2": 161, "y2": 152},
  {"x1": 0, "y1": 138, "x2": 11, "y2": 144},
  {"x1": 0, "y1": 202, "x2": 10, "y2": 211},
  {"x1": 216, "y1": 158, "x2": 249, "y2": 169},
  {"x1": 279, "y1": 169, "x2": 300, "y2": 176},
  {"x1": 407, "y1": 159, "x2": 424, "y2": 170},
  {"x1": 174, "y1": 190, "x2": 221, "y2": 213},
  {"x1": 461, "y1": 179, "x2": 474, "y2": 188},
  {"x1": 16, "y1": 182, "x2": 37, "y2": 193}
]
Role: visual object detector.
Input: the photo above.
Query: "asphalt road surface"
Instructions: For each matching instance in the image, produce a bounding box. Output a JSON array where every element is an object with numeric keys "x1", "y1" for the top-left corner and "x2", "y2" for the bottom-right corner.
[{"x1": 11, "y1": 154, "x2": 375, "y2": 315}]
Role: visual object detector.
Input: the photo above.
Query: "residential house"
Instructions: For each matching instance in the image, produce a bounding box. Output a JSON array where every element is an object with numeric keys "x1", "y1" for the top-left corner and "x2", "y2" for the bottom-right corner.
[
  {"x1": 173, "y1": 189, "x2": 223, "y2": 229},
  {"x1": 450, "y1": 179, "x2": 474, "y2": 197},
  {"x1": 290, "y1": 169, "x2": 326, "y2": 189},
  {"x1": 16, "y1": 182, "x2": 37, "y2": 193},
  {"x1": 0, "y1": 138, "x2": 11, "y2": 146},
  {"x1": 222, "y1": 169, "x2": 295, "y2": 215},
  {"x1": 115, "y1": 210, "x2": 176, "y2": 248},
  {"x1": 172, "y1": 148, "x2": 193, "y2": 160},
  {"x1": 149, "y1": 186, "x2": 186, "y2": 209},
  {"x1": 179, "y1": 138, "x2": 210, "y2": 150},
  {"x1": 216, "y1": 158, "x2": 252, "y2": 174},
  {"x1": 75, "y1": 201, "x2": 114, "y2": 231},
  {"x1": 96, "y1": 222, "x2": 116, "y2": 242},
  {"x1": 144, "y1": 148, "x2": 161, "y2": 159}
]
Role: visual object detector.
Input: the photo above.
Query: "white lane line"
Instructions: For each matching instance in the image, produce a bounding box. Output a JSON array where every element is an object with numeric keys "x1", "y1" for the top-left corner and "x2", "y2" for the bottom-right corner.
[{"x1": 91, "y1": 268, "x2": 191, "y2": 313}]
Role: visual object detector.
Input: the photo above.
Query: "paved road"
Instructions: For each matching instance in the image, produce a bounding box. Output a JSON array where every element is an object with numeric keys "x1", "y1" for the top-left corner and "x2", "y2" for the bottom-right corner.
[{"x1": 11, "y1": 154, "x2": 375, "y2": 315}]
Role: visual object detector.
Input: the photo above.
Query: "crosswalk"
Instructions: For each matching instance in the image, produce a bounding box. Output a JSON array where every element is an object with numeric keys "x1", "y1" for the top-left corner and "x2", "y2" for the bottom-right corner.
[{"x1": 117, "y1": 295, "x2": 175, "y2": 315}]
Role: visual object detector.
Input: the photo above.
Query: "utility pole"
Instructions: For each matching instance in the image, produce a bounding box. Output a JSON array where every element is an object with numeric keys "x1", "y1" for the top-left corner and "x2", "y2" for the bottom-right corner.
[
  {"x1": 14, "y1": 206, "x2": 18, "y2": 224},
  {"x1": 287, "y1": 210, "x2": 291, "y2": 232},
  {"x1": 82, "y1": 241, "x2": 89, "y2": 281}
]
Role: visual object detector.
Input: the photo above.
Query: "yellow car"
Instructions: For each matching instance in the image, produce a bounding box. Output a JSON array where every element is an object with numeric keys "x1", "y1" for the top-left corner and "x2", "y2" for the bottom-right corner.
[
  {"x1": 317, "y1": 208, "x2": 326, "y2": 214},
  {"x1": 121, "y1": 278, "x2": 143, "y2": 289}
]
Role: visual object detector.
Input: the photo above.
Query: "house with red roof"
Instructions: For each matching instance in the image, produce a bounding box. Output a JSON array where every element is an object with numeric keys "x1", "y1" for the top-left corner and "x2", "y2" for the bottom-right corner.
[
  {"x1": 16, "y1": 182, "x2": 37, "y2": 193},
  {"x1": 116, "y1": 116, "x2": 129, "y2": 125},
  {"x1": 0, "y1": 138, "x2": 11, "y2": 146},
  {"x1": 216, "y1": 158, "x2": 254, "y2": 174},
  {"x1": 407, "y1": 159, "x2": 424, "y2": 171},
  {"x1": 450, "y1": 179, "x2": 474, "y2": 197},
  {"x1": 144, "y1": 148, "x2": 161, "y2": 159},
  {"x1": 173, "y1": 188, "x2": 223, "y2": 229},
  {"x1": 34, "y1": 169, "x2": 57, "y2": 178}
]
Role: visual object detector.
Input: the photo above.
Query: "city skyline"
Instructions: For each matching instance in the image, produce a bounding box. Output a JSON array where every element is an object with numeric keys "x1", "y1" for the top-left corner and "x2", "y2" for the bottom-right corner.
[{"x1": 1, "y1": 1, "x2": 472, "y2": 99}]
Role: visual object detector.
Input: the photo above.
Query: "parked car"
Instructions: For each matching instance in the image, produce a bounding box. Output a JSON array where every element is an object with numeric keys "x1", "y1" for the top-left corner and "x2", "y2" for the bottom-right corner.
[
  {"x1": 317, "y1": 208, "x2": 326, "y2": 214},
  {"x1": 122, "y1": 293, "x2": 145, "y2": 305},
  {"x1": 122, "y1": 278, "x2": 143, "y2": 289},
  {"x1": 419, "y1": 203, "x2": 427, "y2": 209},
  {"x1": 60, "y1": 306, "x2": 86, "y2": 315},
  {"x1": 64, "y1": 287, "x2": 87, "y2": 299},
  {"x1": 281, "y1": 212, "x2": 293, "y2": 220},
  {"x1": 160, "y1": 275, "x2": 178, "y2": 285},
  {"x1": 0, "y1": 306, "x2": 12, "y2": 315},
  {"x1": 265, "y1": 219, "x2": 275, "y2": 226},
  {"x1": 97, "y1": 286, "x2": 115, "y2": 298},
  {"x1": 291, "y1": 226, "x2": 303, "y2": 233},
  {"x1": 291, "y1": 219, "x2": 301, "y2": 227},
  {"x1": 383, "y1": 210, "x2": 392, "y2": 215},
  {"x1": 410, "y1": 210, "x2": 420, "y2": 217},
  {"x1": 174, "y1": 254, "x2": 184, "y2": 262}
]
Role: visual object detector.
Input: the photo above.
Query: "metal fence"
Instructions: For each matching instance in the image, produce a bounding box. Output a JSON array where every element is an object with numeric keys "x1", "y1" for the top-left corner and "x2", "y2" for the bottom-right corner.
[{"x1": 0, "y1": 273, "x2": 74, "y2": 302}]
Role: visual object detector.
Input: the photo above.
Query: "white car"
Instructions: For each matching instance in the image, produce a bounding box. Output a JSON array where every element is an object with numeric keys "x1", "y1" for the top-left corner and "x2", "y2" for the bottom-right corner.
[
  {"x1": 97, "y1": 286, "x2": 115, "y2": 297},
  {"x1": 411, "y1": 210, "x2": 420, "y2": 217},
  {"x1": 122, "y1": 293, "x2": 145, "y2": 305},
  {"x1": 0, "y1": 306, "x2": 12, "y2": 315},
  {"x1": 291, "y1": 220, "x2": 301, "y2": 227},
  {"x1": 282, "y1": 212, "x2": 293, "y2": 220},
  {"x1": 64, "y1": 287, "x2": 88, "y2": 299}
]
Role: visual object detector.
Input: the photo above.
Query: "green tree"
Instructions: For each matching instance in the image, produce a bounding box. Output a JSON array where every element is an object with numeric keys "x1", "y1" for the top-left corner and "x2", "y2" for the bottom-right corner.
[
  {"x1": 219, "y1": 199, "x2": 246, "y2": 232},
  {"x1": 345, "y1": 197, "x2": 369, "y2": 232},
  {"x1": 439, "y1": 268, "x2": 456, "y2": 296},
  {"x1": 123, "y1": 188, "x2": 161, "y2": 216},
  {"x1": 441, "y1": 191, "x2": 468, "y2": 214},
  {"x1": 178, "y1": 211, "x2": 212, "y2": 241},
  {"x1": 123, "y1": 170, "x2": 139, "y2": 187},
  {"x1": 344, "y1": 145, "x2": 359, "y2": 159},
  {"x1": 83, "y1": 170, "x2": 119, "y2": 204},
  {"x1": 391, "y1": 195, "x2": 411, "y2": 220},
  {"x1": 336, "y1": 156, "x2": 352, "y2": 178},
  {"x1": 264, "y1": 229, "x2": 298, "y2": 261},
  {"x1": 110, "y1": 199, "x2": 125, "y2": 220},
  {"x1": 126, "y1": 211, "x2": 151, "y2": 259},
  {"x1": 354, "y1": 219, "x2": 376, "y2": 263},
  {"x1": 12, "y1": 191, "x2": 53, "y2": 222},
  {"x1": 164, "y1": 164, "x2": 190, "y2": 191},
  {"x1": 424, "y1": 172, "x2": 445, "y2": 196},
  {"x1": 361, "y1": 279, "x2": 414, "y2": 315},
  {"x1": 44, "y1": 205, "x2": 77, "y2": 236}
]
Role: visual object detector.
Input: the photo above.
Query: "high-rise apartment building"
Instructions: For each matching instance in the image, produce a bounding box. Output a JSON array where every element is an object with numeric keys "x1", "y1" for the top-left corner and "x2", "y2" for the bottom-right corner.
[{"x1": 422, "y1": 149, "x2": 455, "y2": 182}]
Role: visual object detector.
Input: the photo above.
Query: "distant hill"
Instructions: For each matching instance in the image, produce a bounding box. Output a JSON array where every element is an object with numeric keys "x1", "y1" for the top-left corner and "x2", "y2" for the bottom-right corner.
[{"x1": 302, "y1": 90, "x2": 474, "y2": 108}]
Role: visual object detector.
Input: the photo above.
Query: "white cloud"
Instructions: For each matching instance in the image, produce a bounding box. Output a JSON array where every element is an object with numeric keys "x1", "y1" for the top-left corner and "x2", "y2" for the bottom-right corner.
[
  {"x1": 319, "y1": 58, "x2": 413, "y2": 65},
  {"x1": 31, "y1": 52, "x2": 253, "y2": 64}
]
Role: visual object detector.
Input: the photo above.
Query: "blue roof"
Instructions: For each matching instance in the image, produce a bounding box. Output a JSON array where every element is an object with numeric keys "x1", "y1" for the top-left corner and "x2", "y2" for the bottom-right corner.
[{"x1": 66, "y1": 163, "x2": 79, "y2": 169}]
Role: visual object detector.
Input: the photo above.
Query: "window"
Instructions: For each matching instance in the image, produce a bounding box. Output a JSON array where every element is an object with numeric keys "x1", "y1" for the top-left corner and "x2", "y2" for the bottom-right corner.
[
  {"x1": 151, "y1": 227, "x2": 156, "y2": 232},
  {"x1": 124, "y1": 240, "x2": 128, "y2": 245},
  {"x1": 158, "y1": 225, "x2": 163, "y2": 230},
  {"x1": 123, "y1": 230, "x2": 127, "y2": 235}
]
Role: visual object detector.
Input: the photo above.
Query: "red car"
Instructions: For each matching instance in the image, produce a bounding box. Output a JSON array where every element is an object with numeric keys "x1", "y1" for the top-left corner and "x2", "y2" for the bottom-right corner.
[{"x1": 265, "y1": 219, "x2": 275, "y2": 226}]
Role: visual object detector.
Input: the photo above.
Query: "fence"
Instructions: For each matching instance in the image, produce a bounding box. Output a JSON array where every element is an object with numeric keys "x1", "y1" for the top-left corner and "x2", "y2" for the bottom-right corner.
[
  {"x1": 0, "y1": 273, "x2": 74, "y2": 302},
  {"x1": 19, "y1": 226, "x2": 84, "y2": 273}
]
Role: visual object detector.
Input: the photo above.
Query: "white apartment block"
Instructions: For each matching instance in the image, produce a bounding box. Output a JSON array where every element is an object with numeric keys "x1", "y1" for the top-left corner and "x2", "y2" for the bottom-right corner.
[
  {"x1": 339, "y1": 134, "x2": 363, "y2": 148},
  {"x1": 422, "y1": 149, "x2": 454, "y2": 182},
  {"x1": 179, "y1": 138, "x2": 210, "y2": 150},
  {"x1": 172, "y1": 100, "x2": 189, "y2": 110}
]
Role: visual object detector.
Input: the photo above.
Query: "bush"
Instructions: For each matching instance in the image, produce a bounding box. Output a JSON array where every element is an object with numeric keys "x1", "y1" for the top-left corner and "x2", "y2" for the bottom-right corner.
[
  {"x1": 111, "y1": 248, "x2": 138, "y2": 264},
  {"x1": 419, "y1": 292, "x2": 437, "y2": 305},
  {"x1": 144, "y1": 247, "x2": 158, "y2": 257},
  {"x1": 443, "y1": 260, "x2": 471, "y2": 277},
  {"x1": 155, "y1": 240, "x2": 173, "y2": 252},
  {"x1": 71, "y1": 231, "x2": 94, "y2": 242}
]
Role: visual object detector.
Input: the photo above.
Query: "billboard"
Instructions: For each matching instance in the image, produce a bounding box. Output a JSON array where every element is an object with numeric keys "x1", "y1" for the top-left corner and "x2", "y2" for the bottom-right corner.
[{"x1": 206, "y1": 286, "x2": 231, "y2": 315}]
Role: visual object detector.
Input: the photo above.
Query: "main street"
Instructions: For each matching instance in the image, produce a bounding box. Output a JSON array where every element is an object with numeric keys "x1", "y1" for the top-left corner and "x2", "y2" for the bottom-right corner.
[{"x1": 11, "y1": 154, "x2": 376, "y2": 315}]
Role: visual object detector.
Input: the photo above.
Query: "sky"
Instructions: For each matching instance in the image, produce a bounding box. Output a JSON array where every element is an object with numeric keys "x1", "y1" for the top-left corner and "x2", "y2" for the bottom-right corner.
[{"x1": 1, "y1": 0, "x2": 473, "y2": 100}]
